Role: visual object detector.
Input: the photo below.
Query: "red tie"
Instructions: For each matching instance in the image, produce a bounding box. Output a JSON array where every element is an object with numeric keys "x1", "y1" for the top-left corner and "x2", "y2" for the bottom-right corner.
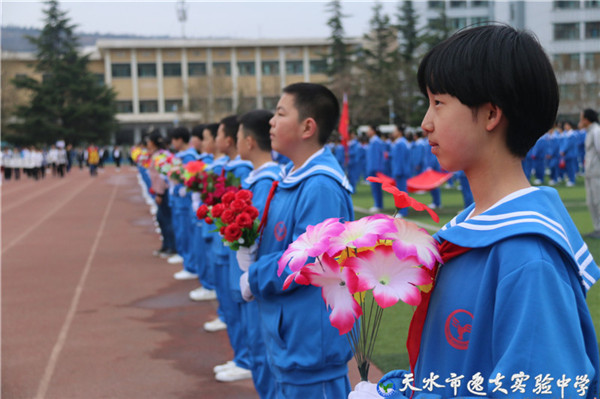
[
  {"x1": 257, "y1": 180, "x2": 279, "y2": 243},
  {"x1": 406, "y1": 240, "x2": 471, "y2": 376}
]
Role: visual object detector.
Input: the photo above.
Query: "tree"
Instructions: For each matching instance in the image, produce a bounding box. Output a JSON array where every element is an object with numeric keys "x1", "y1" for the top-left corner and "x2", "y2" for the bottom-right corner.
[
  {"x1": 8, "y1": 0, "x2": 117, "y2": 146},
  {"x1": 325, "y1": 0, "x2": 352, "y2": 96},
  {"x1": 422, "y1": 2, "x2": 451, "y2": 51},
  {"x1": 353, "y1": 1, "x2": 400, "y2": 125}
]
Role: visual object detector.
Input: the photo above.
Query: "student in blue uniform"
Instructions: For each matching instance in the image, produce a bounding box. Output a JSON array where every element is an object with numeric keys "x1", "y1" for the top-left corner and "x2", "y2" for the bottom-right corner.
[
  {"x1": 390, "y1": 124, "x2": 411, "y2": 216},
  {"x1": 347, "y1": 131, "x2": 362, "y2": 191},
  {"x1": 560, "y1": 120, "x2": 578, "y2": 187},
  {"x1": 366, "y1": 125, "x2": 386, "y2": 212},
  {"x1": 169, "y1": 127, "x2": 200, "y2": 280},
  {"x1": 234, "y1": 109, "x2": 281, "y2": 398},
  {"x1": 352, "y1": 24, "x2": 599, "y2": 399},
  {"x1": 242, "y1": 83, "x2": 354, "y2": 398}
]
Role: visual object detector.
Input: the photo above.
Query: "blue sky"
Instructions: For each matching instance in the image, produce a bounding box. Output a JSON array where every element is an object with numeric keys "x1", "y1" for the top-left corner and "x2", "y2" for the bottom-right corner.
[{"x1": 2, "y1": 1, "x2": 400, "y2": 39}]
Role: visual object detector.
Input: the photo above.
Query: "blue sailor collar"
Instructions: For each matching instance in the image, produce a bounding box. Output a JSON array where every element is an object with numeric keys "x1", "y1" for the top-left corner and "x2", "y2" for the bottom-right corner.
[
  {"x1": 224, "y1": 155, "x2": 253, "y2": 171},
  {"x1": 243, "y1": 161, "x2": 282, "y2": 188},
  {"x1": 206, "y1": 155, "x2": 229, "y2": 171},
  {"x1": 198, "y1": 153, "x2": 213, "y2": 162},
  {"x1": 175, "y1": 147, "x2": 199, "y2": 160},
  {"x1": 436, "y1": 186, "x2": 599, "y2": 292},
  {"x1": 278, "y1": 147, "x2": 353, "y2": 193}
]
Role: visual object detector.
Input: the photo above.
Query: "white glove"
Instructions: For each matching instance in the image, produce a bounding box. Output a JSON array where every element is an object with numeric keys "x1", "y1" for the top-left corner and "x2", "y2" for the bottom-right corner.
[
  {"x1": 191, "y1": 192, "x2": 201, "y2": 212},
  {"x1": 178, "y1": 186, "x2": 187, "y2": 197},
  {"x1": 348, "y1": 381, "x2": 380, "y2": 399},
  {"x1": 240, "y1": 272, "x2": 254, "y2": 302},
  {"x1": 236, "y1": 243, "x2": 258, "y2": 272}
]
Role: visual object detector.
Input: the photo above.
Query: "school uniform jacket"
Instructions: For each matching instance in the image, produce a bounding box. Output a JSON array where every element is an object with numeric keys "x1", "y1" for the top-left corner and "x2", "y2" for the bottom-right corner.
[
  {"x1": 247, "y1": 147, "x2": 354, "y2": 385},
  {"x1": 378, "y1": 186, "x2": 600, "y2": 398}
]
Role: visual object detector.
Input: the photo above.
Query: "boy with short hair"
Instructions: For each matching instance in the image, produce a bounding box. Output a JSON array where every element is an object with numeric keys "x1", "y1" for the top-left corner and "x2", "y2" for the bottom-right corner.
[
  {"x1": 353, "y1": 24, "x2": 599, "y2": 399},
  {"x1": 234, "y1": 109, "x2": 281, "y2": 398},
  {"x1": 243, "y1": 83, "x2": 354, "y2": 398}
]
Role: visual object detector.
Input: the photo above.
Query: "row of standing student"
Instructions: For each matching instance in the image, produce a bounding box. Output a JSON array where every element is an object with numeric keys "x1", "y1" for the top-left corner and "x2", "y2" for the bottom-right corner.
[{"x1": 134, "y1": 84, "x2": 355, "y2": 398}]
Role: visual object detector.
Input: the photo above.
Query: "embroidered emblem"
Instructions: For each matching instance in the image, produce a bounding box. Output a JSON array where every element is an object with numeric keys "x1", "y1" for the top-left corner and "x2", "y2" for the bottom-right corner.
[
  {"x1": 274, "y1": 221, "x2": 287, "y2": 241},
  {"x1": 444, "y1": 309, "x2": 473, "y2": 350}
]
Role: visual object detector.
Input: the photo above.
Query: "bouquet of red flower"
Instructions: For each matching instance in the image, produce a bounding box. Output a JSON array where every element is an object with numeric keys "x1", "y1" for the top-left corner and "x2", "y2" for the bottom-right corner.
[
  {"x1": 199, "y1": 170, "x2": 241, "y2": 206},
  {"x1": 196, "y1": 189, "x2": 261, "y2": 250},
  {"x1": 182, "y1": 160, "x2": 208, "y2": 192},
  {"x1": 167, "y1": 163, "x2": 186, "y2": 185}
]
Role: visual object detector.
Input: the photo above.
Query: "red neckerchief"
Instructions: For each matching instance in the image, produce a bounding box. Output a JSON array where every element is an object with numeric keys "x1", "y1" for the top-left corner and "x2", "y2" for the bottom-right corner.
[
  {"x1": 257, "y1": 180, "x2": 279, "y2": 243},
  {"x1": 406, "y1": 240, "x2": 472, "y2": 378}
]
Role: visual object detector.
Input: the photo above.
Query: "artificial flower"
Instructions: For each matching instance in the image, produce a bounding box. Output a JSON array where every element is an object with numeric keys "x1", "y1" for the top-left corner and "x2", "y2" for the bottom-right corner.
[
  {"x1": 326, "y1": 215, "x2": 396, "y2": 256},
  {"x1": 381, "y1": 217, "x2": 441, "y2": 270}
]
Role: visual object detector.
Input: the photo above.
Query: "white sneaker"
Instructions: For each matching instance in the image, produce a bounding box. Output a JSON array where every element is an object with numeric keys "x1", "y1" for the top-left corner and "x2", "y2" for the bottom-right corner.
[
  {"x1": 204, "y1": 317, "x2": 227, "y2": 332},
  {"x1": 167, "y1": 254, "x2": 184, "y2": 264},
  {"x1": 368, "y1": 206, "x2": 383, "y2": 213},
  {"x1": 215, "y1": 365, "x2": 252, "y2": 382},
  {"x1": 174, "y1": 269, "x2": 198, "y2": 280},
  {"x1": 189, "y1": 287, "x2": 217, "y2": 301},
  {"x1": 213, "y1": 360, "x2": 236, "y2": 374}
]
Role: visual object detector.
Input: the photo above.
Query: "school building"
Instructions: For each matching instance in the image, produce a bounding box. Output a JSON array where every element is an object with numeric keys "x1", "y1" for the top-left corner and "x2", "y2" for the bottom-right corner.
[{"x1": 1, "y1": 0, "x2": 599, "y2": 144}]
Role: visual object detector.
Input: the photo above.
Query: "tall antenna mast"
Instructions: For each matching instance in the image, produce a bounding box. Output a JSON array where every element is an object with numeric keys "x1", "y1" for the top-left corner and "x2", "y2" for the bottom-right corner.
[{"x1": 176, "y1": 0, "x2": 188, "y2": 38}]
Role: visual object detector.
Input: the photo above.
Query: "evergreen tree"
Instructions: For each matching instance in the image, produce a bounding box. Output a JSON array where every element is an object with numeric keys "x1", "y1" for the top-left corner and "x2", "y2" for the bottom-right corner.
[
  {"x1": 422, "y1": 1, "x2": 452, "y2": 51},
  {"x1": 353, "y1": 1, "x2": 399, "y2": 125},
  {"x1": 9, "y1": 0, "x2": 117, "y2": 146},
  {"x1": 325, "y1": 0, "x2": 354, "y2": 101}
]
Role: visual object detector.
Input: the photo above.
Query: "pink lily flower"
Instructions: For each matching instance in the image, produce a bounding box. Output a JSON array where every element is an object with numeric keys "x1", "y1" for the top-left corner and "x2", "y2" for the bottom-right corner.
[
  {"x1": 326, "y1": 215, "x2": 397, "y2": 256},
  {"x1": 381, "y1": 218, "x2": 441, "y2": 270},
  {"x1": 302, "y1": 253, "x2": 362, "y2": 335},
  {"x1": 345, "y1": 245, "x2": 431, "y2": 308},
  {"x1": 277, "y1": 218, "x2": 345, "y2": 276}
]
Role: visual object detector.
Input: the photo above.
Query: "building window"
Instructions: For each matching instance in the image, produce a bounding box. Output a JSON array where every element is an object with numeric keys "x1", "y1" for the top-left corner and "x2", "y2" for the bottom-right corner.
[
  {"x1": 139, "y1": 100, "x2": 158, "y2": 113},
  {"x1": 427, "y1": 0, "x2": 445, "y2": 9},
  {"x1": 450, "y1": 1, "x2": 467, "y2": 8},
  {"x1": 585, "y1": 52, "x2": 600, "y2": 69},
  {"x1": 450, "y1": 18, "x2": 468, "y2": 30},
  {"x1": 262, "y1": 61, "x2": 280, "y2": 75},
  {"x1": 470, "y1": 16, "x2": 489, "y2": 26},
  {"x1": 553, "y1": 53, "x2": 581, "y2": 70},
  {"x1": 585, "y1": 0, "x2": 600, "y2": 8},
  {"x1": 213, "y1": 62, "x2": 231, "y2": 76},
  {"x1": 310, "y1": 60, "x2": 327, "y2": 74},
  {"x1": 554, "y1": 0, "x2": 581, "y2": 8},
  {"x1": 263, "y1": 96, "x2": 280, "y2": 111},
  {"x1": 189, "y1": 98, "x2": 208, "y2": 112},
  {"x1": 239, "y1": 97, "x2": 257, "y2": 112},
  {"x1": 585, "y1": 21, "x2": 600, "y2": 38},
  {"x1": 586, "y1": 83, "x2": 600, "y2": 99},
  {"x1": 559, "y1": 84, "x2": 579, "y2": 101},
  {"x1": 286, "y1": 60, "x2": 303, "y2": 75},
  {"x1": 238, "y1": 61, "x2": 256, "y2": 76},
  {"x1": 214, "y1": 98, "x2": 233, "y2": 113},
  {"x1": 471, "y1": 1, "x2": 490, "y2": 7},
  {"x1": 554, "y1": 23, "x2": 580, "y2": 40},
  {"x1": 163, "y1": 63, "x2": 181, "y2": 77},
  {"x1": 95, "y1": 73, "x2": 105, "y2": 85},
  {"x1": 138, "y1": 63, "x2": 157, "y2": 77},
  {"x1": 116, "y1": 101, "x2": 133, "y2": 113},
  {"x1": 112, "y1": 63, "x2": 131, "y2": 78},
  {"x1": 188, "y1": 62, "x2": 207, "y2": 76},
  {"x1": 165, "y1": 99, "x2": 183, "y2": 112}
]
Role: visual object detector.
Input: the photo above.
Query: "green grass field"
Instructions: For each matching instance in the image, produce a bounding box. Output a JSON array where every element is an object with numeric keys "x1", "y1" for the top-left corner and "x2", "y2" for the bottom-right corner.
[{"x1": 350, "y1": 176, "x2": 599, "y2": 373}]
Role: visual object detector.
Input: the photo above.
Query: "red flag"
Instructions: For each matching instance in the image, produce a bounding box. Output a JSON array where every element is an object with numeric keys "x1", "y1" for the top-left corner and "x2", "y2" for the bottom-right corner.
[{"x1": 339, "y1": 93, "x2": 350, "y2": 165}]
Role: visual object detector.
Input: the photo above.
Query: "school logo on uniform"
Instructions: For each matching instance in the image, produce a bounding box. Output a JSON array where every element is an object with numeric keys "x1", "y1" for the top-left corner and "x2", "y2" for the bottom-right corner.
[
  {"x1": 444, "y1": 309, "x2": 473, "y2": 350},
  {"x1": 274, "y1": 221, "x2": 287, "y2": 241}
]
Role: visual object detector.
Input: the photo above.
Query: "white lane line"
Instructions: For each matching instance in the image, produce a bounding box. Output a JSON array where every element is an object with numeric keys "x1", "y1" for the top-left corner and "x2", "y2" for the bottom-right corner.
[
  {"x1": 2, "y1": 180, "x2": 94, "y2": 254},
  {"x1": 2, "y1": 178, "x2": 73, "y2": 213},
  {"x1": 34, "y1": 177, "x2": 120, "y2": 399}
]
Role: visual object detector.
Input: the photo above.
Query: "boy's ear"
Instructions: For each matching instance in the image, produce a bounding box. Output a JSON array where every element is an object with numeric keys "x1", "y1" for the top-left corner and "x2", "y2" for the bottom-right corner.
[
  {"x1": 485, "y1": 103, "x2": 505, "y2": 132},
  {"x1": 301, "y1": 117, "x2": 318, "y2": 141}
]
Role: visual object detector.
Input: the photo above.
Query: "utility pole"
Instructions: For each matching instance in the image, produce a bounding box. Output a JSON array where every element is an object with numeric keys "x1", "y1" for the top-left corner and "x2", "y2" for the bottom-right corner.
[{"x1": 176, "y1": 0, "x2": 188, "y2": 38}]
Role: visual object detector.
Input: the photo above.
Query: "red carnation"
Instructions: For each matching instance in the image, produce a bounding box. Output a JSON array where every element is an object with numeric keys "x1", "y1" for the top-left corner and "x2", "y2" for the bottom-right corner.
[
  {"x1": 235, "y1": 212, "x2": 254, "y2": 229},
  {"x1": 204, "y1": 217, "x2": 214, "y2": 224},
  {"x1": 224, "y1": 223, "x2": 242, "y2": 242},
  {"x1": 235, "y1": 190, "x2": 253, "y2": 202},
  {"x1": 221, "y1": 209, "x2": 236, "y2": 224},
  {"x1": 245, "y1": 206, "x2": 259, "y2": 220},
  {"x1": 196, "y1": 204, "x2": 209, "y2": 219},
  {"x1": 211, "y1": 203, "x2": 226, "y2": 218},
  {"x1": 221, "y1": 191, "x2": 236, "y2": 205},
  {"x1": 230, "y1": 199, "x2": 247, "y2": 212},
  {"x1": 220, "y1": 226, "x2": 227, "y2": 235}
]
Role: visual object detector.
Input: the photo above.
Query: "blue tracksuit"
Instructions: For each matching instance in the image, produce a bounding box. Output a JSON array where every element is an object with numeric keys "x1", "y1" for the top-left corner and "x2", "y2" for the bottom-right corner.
[
  {"x1": 239, "y1": 161, "x2": 282, "y2": 399},
  {"x1": 347, "y1": 139, "x2": 362, "y2": 191},
  {"x1": 247, "y1": 147, "x2": 353, "y2": 398},
  {"x1": 172, "y1": 147, "x2": 199, "y2": 271},
  {"x1": 190, "y1": 153, "x2": 214, "y2": 288},
  {"x1": 391, "y1": 137, "x2": 411, "y2": 216},
  {"x1": 560, "y1": 129, "x2": 579, "y2": 184},
  {"x1": 378, "y1": 186, "x2": 599, "y2": 398},
  {"x1": 366, "y1": 135, "x2": 386, "y2": 209}
]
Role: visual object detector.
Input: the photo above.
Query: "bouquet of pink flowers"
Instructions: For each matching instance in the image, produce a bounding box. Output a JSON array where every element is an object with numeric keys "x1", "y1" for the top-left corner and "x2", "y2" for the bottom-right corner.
[
  {"x1": 278, "y1": 189, "x2": 441, "y2": 382},
  {"x1": 197, "y1": 189, "x2": 261, "y2": 250}
]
